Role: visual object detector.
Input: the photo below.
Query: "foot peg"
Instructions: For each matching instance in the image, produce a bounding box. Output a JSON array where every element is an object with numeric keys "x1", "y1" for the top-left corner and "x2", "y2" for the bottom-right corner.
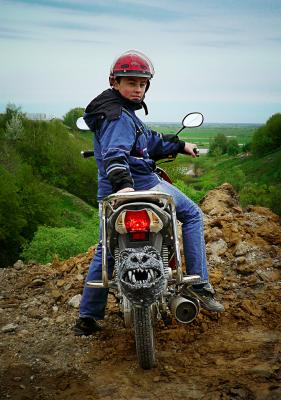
[
  {"x1": 182, "y1": 275, "x2": 201, "y2": 285},
  {"x1": 86, "y1": 280, "x2": 117, "y2": 289}
]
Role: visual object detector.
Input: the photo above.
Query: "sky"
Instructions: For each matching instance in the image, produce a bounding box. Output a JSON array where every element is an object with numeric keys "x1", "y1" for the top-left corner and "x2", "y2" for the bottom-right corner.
[{"x1": 0, "y1": 0, "x2": 280, "y2": 123}]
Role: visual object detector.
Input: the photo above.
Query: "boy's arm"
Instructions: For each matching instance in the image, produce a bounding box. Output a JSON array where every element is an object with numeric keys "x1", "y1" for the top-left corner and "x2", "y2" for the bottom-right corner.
[
  {"x1": 147, "y1": 130, "x2": 185, "y2": 160},
  {"x1": 100, "y1": 116, "x2": 136, "y2": 192},
  {"x1": 147, "y1": 130, "x2": 197, "y2": 159}
]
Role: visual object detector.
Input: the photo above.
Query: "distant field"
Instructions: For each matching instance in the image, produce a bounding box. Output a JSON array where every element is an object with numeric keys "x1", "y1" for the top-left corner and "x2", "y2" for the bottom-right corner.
[{"x1": 148, "y1": 123, "x2": 260, "y2": 147}]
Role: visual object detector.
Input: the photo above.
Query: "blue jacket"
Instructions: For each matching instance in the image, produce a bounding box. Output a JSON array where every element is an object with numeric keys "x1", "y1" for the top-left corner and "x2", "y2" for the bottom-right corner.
[{"x1": 84, "y1": 89, "x2": 185, "y2": 200}]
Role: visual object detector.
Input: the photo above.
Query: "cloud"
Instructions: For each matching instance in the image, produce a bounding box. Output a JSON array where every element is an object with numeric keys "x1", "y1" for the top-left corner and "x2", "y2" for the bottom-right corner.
[
  {"x1": 6, "y1": 0, "x2": 182, "y2": 21},
  {"x1": 0, "y1": 26, "x2": 38, "y2": 41},
  {"x1": 44, "y1": 20, "x2": 106, "y2": 32}
]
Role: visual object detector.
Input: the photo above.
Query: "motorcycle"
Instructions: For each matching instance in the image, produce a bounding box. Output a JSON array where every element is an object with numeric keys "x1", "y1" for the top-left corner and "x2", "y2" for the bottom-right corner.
[{"x1": 77, "y1": 112, "x2": 204, "y2": 369}]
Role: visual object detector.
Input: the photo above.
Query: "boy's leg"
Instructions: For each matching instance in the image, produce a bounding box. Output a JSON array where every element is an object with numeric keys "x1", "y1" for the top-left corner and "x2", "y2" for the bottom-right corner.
[
  {"x1": 74, "y1": 205, "x2": 115, "y2": 336},
  {"x1": 149, "y1": 180, "x2": 224, "y2": 312},
  {"x1": 74, "y1": 242, "x2": 114, "y2": 336},
  {"x1": 150, "y1": 180, "x2": 208, "y2": 281},
  {"x1": 79, "y1": 241, "x2": 114, "y2": 320}
]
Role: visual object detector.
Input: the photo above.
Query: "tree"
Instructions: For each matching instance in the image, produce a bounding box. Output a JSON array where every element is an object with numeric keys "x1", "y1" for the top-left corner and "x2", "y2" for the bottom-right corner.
[
  {"x1": 266, "y1": 113, "x2": 281, "y2": 149},
  {"x1": 208, "y1": 133, "x2": 228, "y2": 156},
  {"x1": 5, "y1": 113, "x2": 24, "y2": 141},
  {"x1": 251, "y1": 113, "x2": 281, "y2": 156},
  {"x1": 63, "y1": 107, "x2": 84, "y2": 130},
  {"x1": 0, "y1": 166, "x2": 26, "y2": 266},
  {"x1": 227, "y1": 138, "x2": 240, "y2": 156}
]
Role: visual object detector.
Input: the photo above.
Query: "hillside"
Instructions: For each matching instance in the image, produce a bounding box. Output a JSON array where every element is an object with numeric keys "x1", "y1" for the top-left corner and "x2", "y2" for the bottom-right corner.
[
  {"x1": 163, "y1": 148, "x2": 281, "y2": 216},
  {"x1": 1, "y1": 184, "x2": 280, "y2": 400},
  {"x1": 202, "y1": 148, "x2": 281, "y2": 186},
  {"x1": 0, "y1": 109, "x2": 98, "y2": 267}
]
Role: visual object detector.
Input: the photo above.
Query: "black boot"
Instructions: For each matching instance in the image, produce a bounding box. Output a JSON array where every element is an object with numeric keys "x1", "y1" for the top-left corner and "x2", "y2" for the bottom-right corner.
[
  {"x1": 182, "y1": 283, "x2": 224, "y2": 312},
  {"x1": 73, "y1": 317, "x2": 102, "y2": 336}
]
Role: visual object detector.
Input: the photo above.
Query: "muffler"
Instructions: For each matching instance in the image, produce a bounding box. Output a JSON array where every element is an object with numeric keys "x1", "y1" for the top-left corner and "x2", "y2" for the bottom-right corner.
[{"x1": 170, "y1": 296, "x2": 199, "y2": 324}]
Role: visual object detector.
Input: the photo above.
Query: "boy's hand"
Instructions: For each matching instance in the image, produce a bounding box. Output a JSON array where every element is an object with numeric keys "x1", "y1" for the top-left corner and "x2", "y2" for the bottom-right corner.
[
  {"x1": 184, "y1": 142, "x2": 199, "y2": 158},
  {"x1": 114, "y1": 187, "x2": 135, "y2": 207},
  {"x1": 117, "y1": 187, "x2": 135, "y2": 193}
]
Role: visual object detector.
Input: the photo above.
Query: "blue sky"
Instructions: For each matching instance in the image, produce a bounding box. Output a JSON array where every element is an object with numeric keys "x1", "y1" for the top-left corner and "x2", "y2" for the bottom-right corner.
[{"x1": 0, "y1": 0, "x2": 280, "y2": 123}]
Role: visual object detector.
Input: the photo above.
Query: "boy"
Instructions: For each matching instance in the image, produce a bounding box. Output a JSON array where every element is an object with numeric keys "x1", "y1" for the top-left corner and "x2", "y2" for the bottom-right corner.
[{"x1": 74, "y1": 50, "x2": 224, "y2": 336}]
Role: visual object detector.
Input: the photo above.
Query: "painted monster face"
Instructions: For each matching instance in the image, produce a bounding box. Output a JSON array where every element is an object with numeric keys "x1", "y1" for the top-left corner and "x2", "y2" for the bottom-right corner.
[{"x1": 118, "y1": 246, "x2": 165, "y2": 306}]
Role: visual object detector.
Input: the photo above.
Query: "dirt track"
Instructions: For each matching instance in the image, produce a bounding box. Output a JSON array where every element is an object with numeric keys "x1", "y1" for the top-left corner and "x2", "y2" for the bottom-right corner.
[{"x1": 1, "y1": 184, "x2": 280, "y2": 400}]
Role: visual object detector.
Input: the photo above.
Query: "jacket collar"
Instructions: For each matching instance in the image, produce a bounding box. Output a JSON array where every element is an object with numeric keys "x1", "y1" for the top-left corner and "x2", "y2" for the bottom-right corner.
[{"x1": 85, "y1": 88, "x2": 148, "y2": 120}]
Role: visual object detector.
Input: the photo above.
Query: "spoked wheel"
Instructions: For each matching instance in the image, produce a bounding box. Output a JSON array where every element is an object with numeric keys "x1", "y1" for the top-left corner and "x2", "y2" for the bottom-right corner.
[{"x1": 133, "y1": 306, "x2": 156, "y2": 369}]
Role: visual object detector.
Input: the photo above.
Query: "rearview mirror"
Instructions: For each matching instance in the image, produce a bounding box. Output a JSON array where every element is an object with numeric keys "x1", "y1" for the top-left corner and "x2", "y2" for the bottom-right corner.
[
  {"x1": 182, "y1": 112, "x2": 204, "y2": 128},
  {"x1": 76, "y1": 117, "x2": 89, "y2": 130}
]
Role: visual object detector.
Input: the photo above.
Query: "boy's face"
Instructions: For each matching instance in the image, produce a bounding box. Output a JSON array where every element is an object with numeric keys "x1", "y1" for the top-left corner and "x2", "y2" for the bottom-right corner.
[{"x1": 113, "y1": 76, "x2": 148, "y2": 102}]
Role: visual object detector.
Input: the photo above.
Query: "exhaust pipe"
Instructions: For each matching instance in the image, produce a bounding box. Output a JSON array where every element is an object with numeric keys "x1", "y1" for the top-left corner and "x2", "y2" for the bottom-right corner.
[{"x1": 170, "y1": 296, "x2": 199, "y2": 324}]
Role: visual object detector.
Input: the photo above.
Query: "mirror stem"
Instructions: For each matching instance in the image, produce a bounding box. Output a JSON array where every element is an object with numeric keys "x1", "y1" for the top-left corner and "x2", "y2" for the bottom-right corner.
[{"x1": 175, "y1": 126, "x2": 185, "y2": 136}]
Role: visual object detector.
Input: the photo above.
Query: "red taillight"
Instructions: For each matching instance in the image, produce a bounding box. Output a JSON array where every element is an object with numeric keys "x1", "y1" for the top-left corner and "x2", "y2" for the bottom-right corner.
[
  {"x1": 124, "y1": 210, "x2": 150, "y2": 232},
  {"x1": 130, "y1": 232, "x2": 148, "y2": 241}
]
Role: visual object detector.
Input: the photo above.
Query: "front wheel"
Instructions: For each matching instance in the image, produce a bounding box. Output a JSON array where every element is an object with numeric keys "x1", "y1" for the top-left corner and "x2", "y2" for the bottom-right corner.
[
  {"x1": 122, "y1": 295, "x2": 132, "y2": 328},
  {"x1": 133, "y1": 306, "x2": 156, "y2": 369}
]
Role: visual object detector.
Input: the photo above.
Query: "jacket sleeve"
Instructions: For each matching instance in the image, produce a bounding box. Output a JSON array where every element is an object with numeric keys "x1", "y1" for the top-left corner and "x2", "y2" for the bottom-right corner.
[
  {"x1": 147, "y1": 130, "x2": 186, "y2": 161},
  {"x1": 99, "y1": 114, "x2": 136, "y2": 192}
]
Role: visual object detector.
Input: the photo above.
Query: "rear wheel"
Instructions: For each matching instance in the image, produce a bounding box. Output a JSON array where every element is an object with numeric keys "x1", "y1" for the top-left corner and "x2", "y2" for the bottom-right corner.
[{"x1": 133, "y1": 306, "x2": 156, "y2": 369}]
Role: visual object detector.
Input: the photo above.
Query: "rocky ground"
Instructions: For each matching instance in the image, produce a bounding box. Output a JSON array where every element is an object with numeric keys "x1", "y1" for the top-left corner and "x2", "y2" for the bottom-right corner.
[{"x1": 0, "y1": 183, "x2": 280, "y2": 400}]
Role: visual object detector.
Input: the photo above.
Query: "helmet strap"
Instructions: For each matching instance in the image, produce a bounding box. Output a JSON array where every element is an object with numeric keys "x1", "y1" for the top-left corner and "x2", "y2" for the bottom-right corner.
[
  {"x1": 145, "y1": 80, "x2": 150, "y2": 92},
  {"x1": 142, "y1": 101, "x2": 148, "y2": 115}
]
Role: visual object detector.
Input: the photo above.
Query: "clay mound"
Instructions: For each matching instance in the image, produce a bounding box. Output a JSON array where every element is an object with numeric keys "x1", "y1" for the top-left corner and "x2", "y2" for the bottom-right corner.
[{"x1": 1, "y1": 183, "x2": 280, "y2": 400}]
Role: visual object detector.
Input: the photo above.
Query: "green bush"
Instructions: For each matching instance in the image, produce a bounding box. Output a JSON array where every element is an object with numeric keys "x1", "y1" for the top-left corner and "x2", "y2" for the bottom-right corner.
[
  {"x1": 221, "y1": 166, "x2": 246, "y2": 192},
  {"x1": 239, "y1": 183, "x2": 281, "y2": 215},
  {"x1": 208, "y1": 134, "x2": 241, "y2": 157},
  {"x1": 209, "y1": 134, "x2": 228, "y2": 156},
  {"x1": 268, "y1": 184, "x2": 281, "y2": 215},
  {"x1": 227, "y1": 139, "x2": 240, "y2": 156},
  {"x1": 21, "y1": 215, "x2": 99, "y2": 264},
  {"x1": 0, "y1": 162, "x2": 61, "y2": 266},
  {"x1": 174, "y1": 179, "x2": 205, "y2": 203},
  {"x1": 240, "y1": 183, "x2": 269, "y2": 208},
  {"x1": 0, "y1": 166, "x2": 27, "y2": 266}
]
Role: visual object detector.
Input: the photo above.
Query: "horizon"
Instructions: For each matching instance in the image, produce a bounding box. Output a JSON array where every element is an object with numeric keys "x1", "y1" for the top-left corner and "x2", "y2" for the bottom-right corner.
[{"x1": 0, "y1": 104, "x2": 270, "y2": 125}]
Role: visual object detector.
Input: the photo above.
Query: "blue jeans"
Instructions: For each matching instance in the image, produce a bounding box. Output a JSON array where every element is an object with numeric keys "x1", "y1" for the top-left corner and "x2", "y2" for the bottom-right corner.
[{"x1": 79, "y1": 181, "x2": 209, "y2": 320}]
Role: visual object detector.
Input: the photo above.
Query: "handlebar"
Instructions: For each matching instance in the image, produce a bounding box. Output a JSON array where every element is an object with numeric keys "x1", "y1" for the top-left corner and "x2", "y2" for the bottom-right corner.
[
  {"x1": 193, "y1": 147, "x2": 200, "y2": 157},
  {"x1": 81, "y1": 148, "x2": 198, "y2": 159},
  {"x1": 81, "y1": 150, "x2": 94, "y2": 158}
]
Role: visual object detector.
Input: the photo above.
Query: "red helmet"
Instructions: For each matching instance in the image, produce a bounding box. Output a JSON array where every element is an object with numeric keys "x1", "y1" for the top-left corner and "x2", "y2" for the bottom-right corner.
[{"x1": 110, "y1": 50, "x2": 154, "y2": 84}]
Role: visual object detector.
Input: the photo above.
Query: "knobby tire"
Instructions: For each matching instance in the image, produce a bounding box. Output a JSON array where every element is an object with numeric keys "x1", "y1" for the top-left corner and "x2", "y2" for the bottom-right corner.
[{"x1": 133, "y1": 306, "x2": 156, "y2": 369}]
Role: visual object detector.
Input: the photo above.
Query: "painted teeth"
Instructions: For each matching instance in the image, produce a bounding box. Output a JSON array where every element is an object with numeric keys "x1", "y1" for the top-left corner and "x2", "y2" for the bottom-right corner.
[{"x1": 125, "y1": 269, "x2": 157, "y2": 284}]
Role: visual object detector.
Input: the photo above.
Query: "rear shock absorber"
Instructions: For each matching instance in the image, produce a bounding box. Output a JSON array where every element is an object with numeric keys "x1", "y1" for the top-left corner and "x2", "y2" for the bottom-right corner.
[{"x1": 162, "y1": 245, "x2": 172, "y2": 280}]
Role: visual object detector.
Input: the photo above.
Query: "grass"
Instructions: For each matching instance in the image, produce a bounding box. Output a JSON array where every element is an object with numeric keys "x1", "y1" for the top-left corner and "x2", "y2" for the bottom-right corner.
[
  {"x1": 48, "y1": 186, "x2": 94, "y2": 227},
  {"x1": 195, "y1": 148, "x2": 281, "y2": 187}
]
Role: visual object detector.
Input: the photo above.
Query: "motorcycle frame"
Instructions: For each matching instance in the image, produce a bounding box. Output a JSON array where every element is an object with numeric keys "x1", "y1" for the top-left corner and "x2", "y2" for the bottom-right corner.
[{"x1": 86, "y1": 191, "x2": 182, "y2": 289}]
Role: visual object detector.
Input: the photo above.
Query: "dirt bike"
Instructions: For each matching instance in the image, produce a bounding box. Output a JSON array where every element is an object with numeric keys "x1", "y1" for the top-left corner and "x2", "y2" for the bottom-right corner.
[{"x1": 77, "y1": 112, "x2": 204, "y2": 369}]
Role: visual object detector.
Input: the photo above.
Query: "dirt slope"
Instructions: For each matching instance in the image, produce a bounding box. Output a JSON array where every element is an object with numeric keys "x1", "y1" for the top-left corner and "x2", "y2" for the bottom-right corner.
[{"x1": 1, "y1": 183, "x2": 280, "y2": 400}]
